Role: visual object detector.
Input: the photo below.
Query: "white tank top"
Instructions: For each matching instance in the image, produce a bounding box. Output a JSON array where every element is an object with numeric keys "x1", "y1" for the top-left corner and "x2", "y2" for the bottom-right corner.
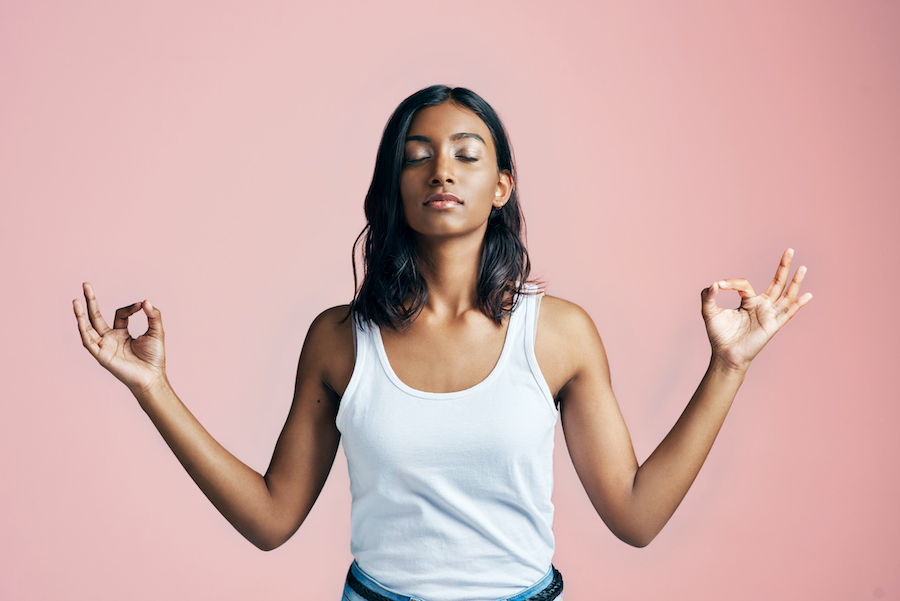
[{"x1": 336, "y1": 291, "x2": 558, "y2": 601}]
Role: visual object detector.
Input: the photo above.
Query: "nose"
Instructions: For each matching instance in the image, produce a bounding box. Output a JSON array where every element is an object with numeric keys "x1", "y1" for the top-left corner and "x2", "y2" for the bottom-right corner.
[{"x1": 429, "y1": 151, "x2": 455, "y2": 186}]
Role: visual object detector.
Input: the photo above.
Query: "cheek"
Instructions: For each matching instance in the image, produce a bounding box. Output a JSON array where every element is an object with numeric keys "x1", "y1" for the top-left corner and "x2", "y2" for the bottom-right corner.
[
  {"x1": 399, "y1": 177, "x2": 415, "y2": 212},
  {"x1": 474, "y1": 172, "x2": 501, "y2": 200}
]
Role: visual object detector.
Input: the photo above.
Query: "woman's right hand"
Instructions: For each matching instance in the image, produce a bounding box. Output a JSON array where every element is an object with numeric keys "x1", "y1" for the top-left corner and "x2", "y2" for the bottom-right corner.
[{"x1": 74, "y1": 282, "x2": 167, "y2": 395}]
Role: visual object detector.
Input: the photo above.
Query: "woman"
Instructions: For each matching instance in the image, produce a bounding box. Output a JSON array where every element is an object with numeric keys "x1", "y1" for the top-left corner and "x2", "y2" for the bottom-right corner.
[{"x1": 74, "y1": 85, "x2": 811, "y2": 601}]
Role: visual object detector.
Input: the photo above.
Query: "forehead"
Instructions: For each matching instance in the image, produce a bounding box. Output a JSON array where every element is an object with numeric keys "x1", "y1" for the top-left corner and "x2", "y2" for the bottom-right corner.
[{"x1": 406, "y1": 102, "x2": 494, "y2": 148}]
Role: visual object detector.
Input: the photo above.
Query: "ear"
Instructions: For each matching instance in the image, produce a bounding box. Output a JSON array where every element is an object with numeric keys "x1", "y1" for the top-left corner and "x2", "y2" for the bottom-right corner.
[{"x1": 493, "y1": 170, "x2": 513, "y2": 209}]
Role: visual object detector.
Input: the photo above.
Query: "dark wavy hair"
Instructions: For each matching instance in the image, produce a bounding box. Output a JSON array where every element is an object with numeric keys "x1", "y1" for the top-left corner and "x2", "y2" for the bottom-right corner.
[{"x1": 351, "y1": 85, "x2": 532, "y2": 329}]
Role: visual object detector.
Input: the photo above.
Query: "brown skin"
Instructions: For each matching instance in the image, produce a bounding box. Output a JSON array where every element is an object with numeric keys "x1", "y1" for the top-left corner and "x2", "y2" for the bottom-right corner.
[
  {"x1": 383, "y1": 102, "x2": 513, "y2": 393},
  {"x1": 74, "y1": 101, "x2": 812, "y2": 550}
]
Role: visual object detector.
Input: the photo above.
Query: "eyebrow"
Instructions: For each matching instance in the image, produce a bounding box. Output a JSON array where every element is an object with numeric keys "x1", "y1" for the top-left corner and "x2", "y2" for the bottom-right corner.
[{"x1": 405, "y1": 132, "x2": 486, "y2": 144}]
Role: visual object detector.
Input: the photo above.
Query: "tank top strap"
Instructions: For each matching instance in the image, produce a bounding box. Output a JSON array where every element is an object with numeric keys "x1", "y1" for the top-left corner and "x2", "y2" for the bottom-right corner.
[
  {"x1": 339, "y1": 315, "x2": 375, "y2": 413},
  {"x1": 505, "y1": 289, "x2": 529, "y2": 343},
  {"x1": 518, "y1": 288, "x2": 556, "y2": 415},
  {"x1": 520, "y1": 287, "x2": 541, "y2": 350}
]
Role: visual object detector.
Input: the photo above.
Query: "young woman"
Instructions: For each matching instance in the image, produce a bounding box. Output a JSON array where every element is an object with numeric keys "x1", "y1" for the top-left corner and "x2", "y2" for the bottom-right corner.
[{"x1": 74, "y1": 85, "x2": 811, "y2": 601}]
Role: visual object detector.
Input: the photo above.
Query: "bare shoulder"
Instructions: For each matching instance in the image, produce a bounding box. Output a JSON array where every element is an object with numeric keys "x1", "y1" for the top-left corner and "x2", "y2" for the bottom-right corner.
[
  {"x1": 300, "y1": 305, "x2": 355, "y2": 398},
  {"x1": 308, "y1": 304, "x2": 353, "y2": 335},
  {"x1": 538, "y1": 295, "x2": 597, "y2": 334},
  {"x1": 535, "y1": 295, "x2": 609, "y2": 398}
]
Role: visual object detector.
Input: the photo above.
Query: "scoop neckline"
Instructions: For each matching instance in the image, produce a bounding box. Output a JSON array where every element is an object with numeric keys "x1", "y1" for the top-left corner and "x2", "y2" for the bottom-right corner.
[{"x1": 371, "y1": 307, "x2": 521, "y2": 400}]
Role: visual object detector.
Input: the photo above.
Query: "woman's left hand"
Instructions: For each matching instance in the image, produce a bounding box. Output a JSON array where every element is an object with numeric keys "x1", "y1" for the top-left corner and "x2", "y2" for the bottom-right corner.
[{"x1": 701, "y1": 248, "x2": 812, "y2": 371}]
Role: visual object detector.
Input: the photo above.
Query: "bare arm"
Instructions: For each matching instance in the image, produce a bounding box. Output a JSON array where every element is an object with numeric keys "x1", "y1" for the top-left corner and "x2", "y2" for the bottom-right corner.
[
  {"x1": 73, "y1": 283, "x2": 351, "y2": 550},
  {"x1": 538, "y1": 250, "x2": 811, "y2": 547}
]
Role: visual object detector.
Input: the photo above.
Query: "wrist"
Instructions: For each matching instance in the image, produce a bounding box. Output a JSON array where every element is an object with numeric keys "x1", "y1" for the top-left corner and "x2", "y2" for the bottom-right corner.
[
  {"x1": 709, "y1": 354, "x2": 750, "y2": 379},
  {"x1": 130, "y1": 372, "x2": 173, "y2": 405}
]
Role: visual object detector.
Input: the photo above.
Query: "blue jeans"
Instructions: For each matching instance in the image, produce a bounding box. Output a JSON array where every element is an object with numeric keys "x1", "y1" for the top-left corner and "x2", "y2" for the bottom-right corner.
[{"x1": 342, "y1": 561, "x2": 564, "y2": 601}]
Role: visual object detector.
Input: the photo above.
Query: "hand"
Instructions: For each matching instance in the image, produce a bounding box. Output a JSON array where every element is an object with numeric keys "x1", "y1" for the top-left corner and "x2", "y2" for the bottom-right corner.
[
  {"x1": 73, "y1": 282, "x2": 168, "y2": 394},
  {"x1": 701, "y1": 249, "x2": 812, "y2": 371}
]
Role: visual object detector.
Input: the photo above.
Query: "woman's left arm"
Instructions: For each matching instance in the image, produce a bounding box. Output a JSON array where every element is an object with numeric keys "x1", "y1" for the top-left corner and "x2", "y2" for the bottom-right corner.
[{"x1": 548, "y1": 249, "x2": 811, "y2": 547}]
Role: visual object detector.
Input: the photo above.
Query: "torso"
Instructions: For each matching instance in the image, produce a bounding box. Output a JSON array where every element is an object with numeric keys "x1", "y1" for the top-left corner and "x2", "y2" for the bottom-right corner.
[{"x1": 335, "y1": 290, "x2": 559, "y2": 600}]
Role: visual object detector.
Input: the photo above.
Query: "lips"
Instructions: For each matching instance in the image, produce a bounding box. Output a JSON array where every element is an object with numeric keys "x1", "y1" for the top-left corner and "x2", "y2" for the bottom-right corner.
[{"x1": 423, "y1": 193, "x2": 463, "y2": 208}]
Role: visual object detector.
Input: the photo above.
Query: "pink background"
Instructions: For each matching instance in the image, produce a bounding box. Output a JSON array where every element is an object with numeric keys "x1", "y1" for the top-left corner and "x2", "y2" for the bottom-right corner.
[{"x1": 2, "y1": 1, "x2": 898, "y2": 599}]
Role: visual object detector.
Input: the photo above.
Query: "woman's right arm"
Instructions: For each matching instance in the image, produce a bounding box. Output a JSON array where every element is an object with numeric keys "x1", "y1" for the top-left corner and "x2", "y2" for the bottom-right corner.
[{"x1": 73, "y1": 283, "x2": 351, "y2": 550}]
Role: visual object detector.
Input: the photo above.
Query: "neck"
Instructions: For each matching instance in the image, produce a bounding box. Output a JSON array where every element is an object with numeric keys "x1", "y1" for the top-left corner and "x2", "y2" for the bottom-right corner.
[{"x1": 414, "y1": 232, "x2": 484, "y2": 318}]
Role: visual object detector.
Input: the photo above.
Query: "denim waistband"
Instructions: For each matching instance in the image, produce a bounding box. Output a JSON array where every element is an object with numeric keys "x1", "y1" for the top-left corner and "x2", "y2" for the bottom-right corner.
[{"x1": 343, "y1": 561, "x2": 563, "y2": 601}]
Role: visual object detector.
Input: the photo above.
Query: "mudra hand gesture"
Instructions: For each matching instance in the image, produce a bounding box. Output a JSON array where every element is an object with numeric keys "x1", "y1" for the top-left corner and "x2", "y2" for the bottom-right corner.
[
  {"x1": 73, "y1": 282, "x2": 167, "y2": 395},
  {"x1": 702, "y1": 248, "x2": 812, "y2": 371}
]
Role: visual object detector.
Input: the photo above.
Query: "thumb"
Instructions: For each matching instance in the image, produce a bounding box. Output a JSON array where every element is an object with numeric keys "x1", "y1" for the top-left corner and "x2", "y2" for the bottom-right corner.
[
  {"x1": 701, "y1": 281, "x2": 721, "y2": 318},
  {"x1": 142, "y1": 300, "x2": 165, "y2": 338}
]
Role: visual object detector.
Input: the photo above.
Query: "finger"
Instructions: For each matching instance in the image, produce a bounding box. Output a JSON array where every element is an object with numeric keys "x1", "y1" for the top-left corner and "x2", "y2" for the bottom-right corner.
[
  {"x1": 782, "y1": 291, "x2": 813, "y2": 323},
  {"x1": 777, "y1": 264, "x2": 808, "y2": 307},
  {"x1": 762, "y1": 248, "x2": 793, "y2": 299},
  {"x1": 142, "y1": 300, "x2": 165, "y2": 339},
  {"x1": 113, "y1": 302, "x2": 143, "y2": 330},
  {"x1": 716, "y1": 278, "x2": 756, "y2": 299},
  {"x1": 83, "y1": 282, "x2": 112, "y2": 335},
  {"x1": 73, "y1": 298, "x2": 102, "y2": 356}
]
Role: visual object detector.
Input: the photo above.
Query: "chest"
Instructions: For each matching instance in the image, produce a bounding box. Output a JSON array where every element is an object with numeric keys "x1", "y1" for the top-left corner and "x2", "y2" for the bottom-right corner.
[
  {"x1": 338, "y1": 316, "x2": 557, "y2": 474},
  {"x1": 336, "y1": 297, "x2": 559, "y2": 472},
  {"x1": 379, "y1": 316, "x2": 509, "y2": 394}
]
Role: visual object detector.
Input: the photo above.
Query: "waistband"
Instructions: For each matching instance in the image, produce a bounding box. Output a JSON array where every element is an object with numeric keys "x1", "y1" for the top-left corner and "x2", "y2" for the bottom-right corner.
[{"x1": 344, "y1": 562, "x2": 563, "y2": 601}]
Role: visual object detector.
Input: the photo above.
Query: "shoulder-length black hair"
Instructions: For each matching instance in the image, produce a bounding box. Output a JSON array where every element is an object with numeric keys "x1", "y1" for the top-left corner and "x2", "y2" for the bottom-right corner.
[{"x1": 351, "y1": 85, "x2": 532, "y2": 329}]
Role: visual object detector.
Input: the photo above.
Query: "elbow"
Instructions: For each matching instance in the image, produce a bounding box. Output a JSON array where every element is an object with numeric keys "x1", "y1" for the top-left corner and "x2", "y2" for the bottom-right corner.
[
  {"x1": 618, "y1": 531, "x2": 656, "y2": 548},
  {"x1": 248, "y1": 528, "x2": 292, "y2": 552},
  {"x1": 252, "y1": 538, "x2": 284, "y2": 552},
  {"x1": 608, "y1": 519, "x2": 662, "y2": 548},
  {"x1": 240, "y1": 502, "x2": 314, "y2": 551},
  {"x1": 243, "y1": 517, "x2": 303, "y2": 552},
  {"x1": 600, "y1": 504, "x2": 668, "y2": 548}
]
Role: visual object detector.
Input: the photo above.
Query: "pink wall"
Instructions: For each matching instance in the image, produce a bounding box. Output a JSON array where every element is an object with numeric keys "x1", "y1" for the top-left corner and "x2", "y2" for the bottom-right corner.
[{"x1": 2, "y1": 1, "x2": 898, "y2": 598}]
